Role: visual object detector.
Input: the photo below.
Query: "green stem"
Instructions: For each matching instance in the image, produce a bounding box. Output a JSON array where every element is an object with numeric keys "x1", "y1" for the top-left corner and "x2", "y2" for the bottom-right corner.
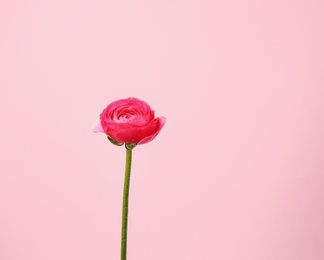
[{"x1": 121, "y1": 148, "x2": 132, "y2": 260}]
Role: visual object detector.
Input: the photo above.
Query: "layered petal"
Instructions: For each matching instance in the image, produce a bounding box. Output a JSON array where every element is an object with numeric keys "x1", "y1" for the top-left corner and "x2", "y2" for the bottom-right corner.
[{"x1": 95, "y1": 97, "x2": 166, "y2": 146}]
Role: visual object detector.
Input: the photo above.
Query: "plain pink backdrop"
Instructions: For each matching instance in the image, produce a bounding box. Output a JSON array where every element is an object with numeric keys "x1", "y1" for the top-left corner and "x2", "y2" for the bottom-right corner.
[{"x1": 1, "y1": 0, "x2": 324, "y2": 259}]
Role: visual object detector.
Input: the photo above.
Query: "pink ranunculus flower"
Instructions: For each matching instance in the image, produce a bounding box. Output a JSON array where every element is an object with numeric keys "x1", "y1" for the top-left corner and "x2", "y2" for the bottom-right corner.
[{"x1": 94, "y1": 97, "x2": 166, "y2": 146}]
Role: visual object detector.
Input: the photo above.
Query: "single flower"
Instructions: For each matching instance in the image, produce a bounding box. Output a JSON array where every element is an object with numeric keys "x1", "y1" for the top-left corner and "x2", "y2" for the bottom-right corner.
[
  {"x1": 94, "y1": 97, "x2": 166, "y2": 260},
  {"x1": 94, "y1": 97, "x2": 166, "y2": 146}
]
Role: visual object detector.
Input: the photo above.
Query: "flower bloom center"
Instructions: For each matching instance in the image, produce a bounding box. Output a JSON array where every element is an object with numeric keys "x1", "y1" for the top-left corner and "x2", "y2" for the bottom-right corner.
[{"x1": 114, "y1": 109, "x2": 139, "y2": 122}]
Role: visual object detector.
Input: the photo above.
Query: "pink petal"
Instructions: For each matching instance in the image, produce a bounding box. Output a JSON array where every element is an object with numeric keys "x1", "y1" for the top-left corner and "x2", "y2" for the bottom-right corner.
[
  {"x1": 137, "y1": 117, "x2": 166, "y2": 145},
  {"x1": 92, "y1": 123, "x2": 104, "y2": 133}
]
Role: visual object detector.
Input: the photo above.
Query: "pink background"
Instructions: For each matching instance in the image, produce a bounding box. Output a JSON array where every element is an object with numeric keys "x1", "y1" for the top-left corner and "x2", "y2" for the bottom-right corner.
[{"x1": 1, "y1": 0, "x2": 324, "y2": 259}]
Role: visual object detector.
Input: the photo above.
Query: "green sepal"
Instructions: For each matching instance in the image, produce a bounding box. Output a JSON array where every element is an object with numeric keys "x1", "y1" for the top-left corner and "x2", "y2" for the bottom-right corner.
[
  {"x1": 107, "y1": 136, "x2": 124, "y2": 146},
  {"x1": 125, "y1": 141, "x2": 136, "y2": 150}
]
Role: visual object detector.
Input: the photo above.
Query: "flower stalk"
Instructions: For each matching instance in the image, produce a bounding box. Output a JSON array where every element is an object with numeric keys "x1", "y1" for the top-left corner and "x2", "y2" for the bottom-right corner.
[{"x1": 121, "y1": 147, "x2": 132, "y2": 260}]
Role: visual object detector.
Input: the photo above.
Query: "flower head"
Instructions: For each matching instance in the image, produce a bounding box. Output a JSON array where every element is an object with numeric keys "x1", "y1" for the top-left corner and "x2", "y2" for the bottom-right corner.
[{"x1": 94, "y1": 97, "x2": 166, "y2": 147}]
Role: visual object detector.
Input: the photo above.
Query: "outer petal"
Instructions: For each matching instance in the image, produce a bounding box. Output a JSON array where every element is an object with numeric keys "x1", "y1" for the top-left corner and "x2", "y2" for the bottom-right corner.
[
  {"x1": 100, "y1": 118, "x2": 139, "y2": 142},
  {"x1": 105, "y1": 117, "x2": 166, "y2": 144},
  {"x1": 137, "y1": 117, "x2": 166, "y2": 144},
  {"x1": 107, "y1": 125, "x2": 139, "y2": 144},
  {"x1": 93, "y1": 123, "x2": 104, "y2": 133}
]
